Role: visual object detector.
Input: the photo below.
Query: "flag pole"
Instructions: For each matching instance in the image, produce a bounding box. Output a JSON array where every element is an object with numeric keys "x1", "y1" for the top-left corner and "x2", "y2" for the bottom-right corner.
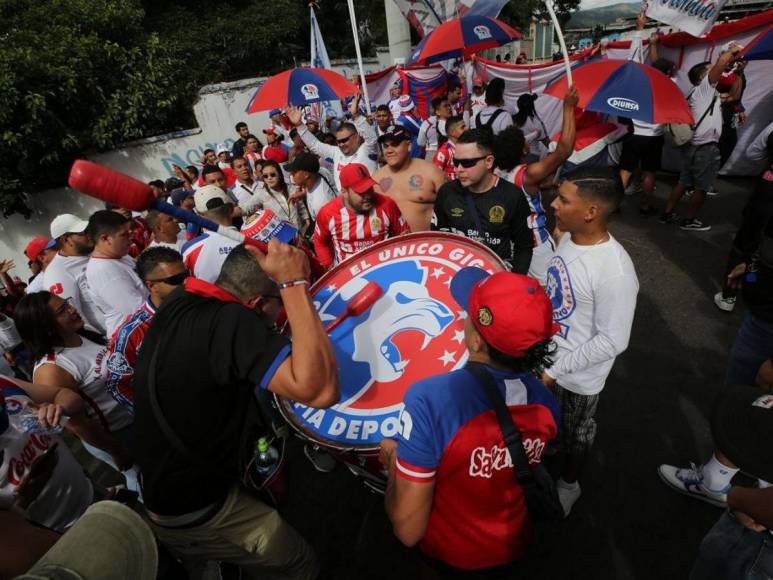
[
  {"x1": 347, "y1": 0, "x2": 373, "y2": 115},
  {"x1": 545, "y1": 0, "x2": 573, "y2": 84}
]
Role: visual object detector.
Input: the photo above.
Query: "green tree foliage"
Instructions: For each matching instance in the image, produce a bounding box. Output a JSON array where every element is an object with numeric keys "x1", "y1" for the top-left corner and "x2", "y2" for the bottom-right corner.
[{"x1": 0, "y1": 0, "x2": 193, "y2": 217}]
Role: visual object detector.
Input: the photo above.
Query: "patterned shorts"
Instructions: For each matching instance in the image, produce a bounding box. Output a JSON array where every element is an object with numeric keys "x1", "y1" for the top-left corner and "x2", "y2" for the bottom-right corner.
[{"x1": 555, "y1": 385, "x2": 600, "y2": 456}]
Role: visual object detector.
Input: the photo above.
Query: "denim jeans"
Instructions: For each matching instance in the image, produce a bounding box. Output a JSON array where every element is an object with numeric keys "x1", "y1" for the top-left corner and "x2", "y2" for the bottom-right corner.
[
  {"x1": 691, "y1": 512, "x2": 773, "y2": 579},
  {"x1": 726, "y1": 312, "x2": 773, "y2": 387}
]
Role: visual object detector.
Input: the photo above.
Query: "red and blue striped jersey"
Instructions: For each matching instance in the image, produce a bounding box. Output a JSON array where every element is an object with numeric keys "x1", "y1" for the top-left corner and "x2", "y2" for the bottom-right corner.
[{"x1": 103, "y1": 300, "x2": 155, "y2": 411}]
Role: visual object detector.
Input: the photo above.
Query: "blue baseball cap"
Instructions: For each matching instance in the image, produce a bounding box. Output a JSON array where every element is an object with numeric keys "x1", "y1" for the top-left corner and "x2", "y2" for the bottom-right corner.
[
  {"x1": 269, "y1": 108, "x2": 282, "y2": 117},
  {"x1": 170, "y1": 187, "x2": 194, "y2": 207}
]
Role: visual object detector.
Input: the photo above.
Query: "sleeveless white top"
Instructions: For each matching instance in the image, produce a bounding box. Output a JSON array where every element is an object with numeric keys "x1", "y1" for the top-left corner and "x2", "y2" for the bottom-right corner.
[{"x1": 34, "y1": 336, "x2": 133, "y2": 431}]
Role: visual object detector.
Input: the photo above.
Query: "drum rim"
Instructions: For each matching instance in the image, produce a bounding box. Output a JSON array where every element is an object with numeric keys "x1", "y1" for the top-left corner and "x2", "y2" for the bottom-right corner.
[{"x1": 276, "y1": 231, "x2": 508, "y2": 452}]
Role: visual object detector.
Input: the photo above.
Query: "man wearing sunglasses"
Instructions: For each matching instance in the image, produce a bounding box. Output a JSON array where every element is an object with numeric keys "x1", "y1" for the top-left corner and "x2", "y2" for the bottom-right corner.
[
  {"x1": 104, "y1": 247, "x2": 187, "y2": 412},
  {"x1": 372, "y1": 126, "x2": 446, "y2": 232},
  {"x1": 432, "y1": 128, "x2": 533, "y2": 274},
  {"x1": 286, "y1": 95, "x2": 377, "y2": 193}
]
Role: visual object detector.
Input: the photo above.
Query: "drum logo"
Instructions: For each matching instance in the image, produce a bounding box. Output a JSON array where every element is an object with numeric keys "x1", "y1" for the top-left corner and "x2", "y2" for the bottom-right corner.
[
  {"x1": 301, "y1": 83, "x2": 320, "y2": 100},
  {"x1": 291, "y1": 237, "x2": 501, "y2": 447},
  {"x1": 545, "y1": 255, "x2": 575, "y2": 339},
  {"x1": 473, "y1": 25, "x2": 492, "y2": 40}
]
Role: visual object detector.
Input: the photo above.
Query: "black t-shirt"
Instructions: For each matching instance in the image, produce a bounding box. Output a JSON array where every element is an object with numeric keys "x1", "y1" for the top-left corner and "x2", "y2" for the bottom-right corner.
[
  {"x1": 432, "y1": 176, "x2": 533, "y2": 273},
  {"x1": 132, "y1": 279, "x2": 290, "y2": 515},
  {"x1": 739, "y1": 174, "x2": 773, "y2": 322}
]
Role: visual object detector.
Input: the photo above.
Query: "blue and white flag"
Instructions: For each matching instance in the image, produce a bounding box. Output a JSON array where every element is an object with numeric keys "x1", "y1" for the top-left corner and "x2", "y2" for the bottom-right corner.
[{"x1": 310, "y1": 6, "x2": 343, "y2": 122}]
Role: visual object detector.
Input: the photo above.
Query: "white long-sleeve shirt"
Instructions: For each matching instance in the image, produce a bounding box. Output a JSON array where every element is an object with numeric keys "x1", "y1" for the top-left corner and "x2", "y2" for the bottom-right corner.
[
  {"x1": 748, "y1": 120, "x2": 773, "y2": 163},
  {"x1": 544, "y1": 234, "x2": 639, "y2": 395},
  {"x1": 298, "y1": 116, "x2": 378, "y2": 192}
]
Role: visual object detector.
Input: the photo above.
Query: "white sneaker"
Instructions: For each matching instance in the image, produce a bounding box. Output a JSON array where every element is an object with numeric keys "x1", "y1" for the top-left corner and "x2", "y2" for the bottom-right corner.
[
  {"x1": 706, "y1": 189, "x2": 719, "y2": 196},
  {"x1": 657, "y1": 463, "x2": 728, "y2": 508},
  {"x1": 714, "y1": 291, "x2": 736, "y2": 312},
  {"x1": 556, "y1": 478, "x2": 581, "y2": 517}
]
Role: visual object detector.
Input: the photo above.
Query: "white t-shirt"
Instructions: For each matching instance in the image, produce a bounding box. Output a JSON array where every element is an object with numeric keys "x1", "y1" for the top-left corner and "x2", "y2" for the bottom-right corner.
[
  {"x1": 544, "y1": 234, "x2": 639, "y2": 395},
  {"x1": 0, "y1": 316, "x2": 21, "y2": 353},
  {"x1": 472, "y1": 105, "x2": 514, "y2": 135},
  {"x1": 231, "y1": 179, "x2": 265, "y2": 215},
  {"x1": 181, "y1": 228, "x2": 240, "y2": 283},
  {"x1": 148, "y1": 231, "x2": 185, "y2": 253},
  {"x1": 43, "y1": 253, "x2": 107, "y2": 335},
  {"x1": 418, "y1": 117, "x2": 447, "y2": 152},
  {"x1": 26, "y1": 273, "x2": 47, "y2": 294},
  {"x1": 86, "y1": 256, "x2": 148, "y2": 340},
  {"x1": 388, "y1": 98, "x2": 403, "y2": 121},
  {"x1": 0, "y1": 382, "x2": 93, "y2": 531},
  {"x1": 689, "y1": 74, "x2": 722, "y2": 146},
  {"x1": 305, "y1": 171, "x2": 338, "y2": 220},
  {"x1": 33, "y1": 337, "x2": 133, "y2": 431}
]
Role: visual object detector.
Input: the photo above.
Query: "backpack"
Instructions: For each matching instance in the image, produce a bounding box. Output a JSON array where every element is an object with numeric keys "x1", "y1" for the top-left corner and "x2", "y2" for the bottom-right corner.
[
  {"x1": 476, "y1": 108, "x2": 506, "y2": 132},
  {"x1": 666, "y1": 91, "x2": 718, "y2": 148}
]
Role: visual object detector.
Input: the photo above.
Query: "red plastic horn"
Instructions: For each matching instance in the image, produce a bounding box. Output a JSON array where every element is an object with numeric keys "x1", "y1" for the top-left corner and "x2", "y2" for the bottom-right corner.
[
  {"x1": 325, "y1": 281, "x2": 384, "y2": 333},
  {"x1": 68, "y1": 160, "x2": 156, "y2": 212}
]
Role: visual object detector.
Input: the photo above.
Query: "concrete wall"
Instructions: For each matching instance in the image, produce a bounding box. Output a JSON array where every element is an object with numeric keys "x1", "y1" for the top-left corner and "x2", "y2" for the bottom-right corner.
[{"x1": 1, "y1": 58, "x2": 388, "y2": 277}]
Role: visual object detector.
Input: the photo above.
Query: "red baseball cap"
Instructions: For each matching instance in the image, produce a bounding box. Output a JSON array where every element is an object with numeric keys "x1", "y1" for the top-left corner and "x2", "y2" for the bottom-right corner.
[
  {"x1": 24, "y1": 236, "x2": 56, "y2": 263},
  {"x1": 450, "y1": 268, "x2": 559, "y2": 357},
  {"x1": 339, "y1": 163, "x2": 377, "y2": 194}
]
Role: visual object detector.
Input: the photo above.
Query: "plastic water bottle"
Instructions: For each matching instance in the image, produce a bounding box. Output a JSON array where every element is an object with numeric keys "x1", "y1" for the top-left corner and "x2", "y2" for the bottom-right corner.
[
  {"x1": 10, "y1": 406, "x2": 68, "y2": 435},
  {"x1": 254, "y1": 437, "x2": 279, "y2": 479}
]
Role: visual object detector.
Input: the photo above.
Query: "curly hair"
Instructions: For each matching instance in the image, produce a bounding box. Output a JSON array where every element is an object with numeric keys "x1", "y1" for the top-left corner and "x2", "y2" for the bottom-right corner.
[{"x1": 487, "y1": 338, "x2": 557, "y2": 375}]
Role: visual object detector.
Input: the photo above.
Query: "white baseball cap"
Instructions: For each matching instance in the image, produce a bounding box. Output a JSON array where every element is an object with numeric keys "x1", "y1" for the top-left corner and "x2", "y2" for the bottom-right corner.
[
  {"x1": 216, "y1": 143, "x2": 230, "y2": 155},
  {"x1": 50, "y1": 213, "x2": 89, "y2": 240},
  {"x1": 194, "y1": 185, "x2": 231, "y2": 213},
  {"x1": 398, "y1": 95, "x2": 415, "y2": 112}
]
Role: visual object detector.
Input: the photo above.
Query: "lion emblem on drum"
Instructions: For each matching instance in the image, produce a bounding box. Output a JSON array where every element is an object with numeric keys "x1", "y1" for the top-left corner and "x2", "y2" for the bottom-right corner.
[{"x1": 352, "y1": 280, "x2": 454, "y2": 384}]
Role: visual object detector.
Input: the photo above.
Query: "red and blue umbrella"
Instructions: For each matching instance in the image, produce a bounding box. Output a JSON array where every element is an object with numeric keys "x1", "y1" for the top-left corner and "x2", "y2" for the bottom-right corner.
[
  {"x1": 738, "y1": 24, "x2": 773, "y2": 61},
  {"x1": 544, "y1": 59, "x2": 693, "y2": 125},
  {"x1": 246, "y1": 67, "x2": 359, "y2": 113},
  {"x1": 407, "y1": 15, "x2": 522, "y2": 65}
]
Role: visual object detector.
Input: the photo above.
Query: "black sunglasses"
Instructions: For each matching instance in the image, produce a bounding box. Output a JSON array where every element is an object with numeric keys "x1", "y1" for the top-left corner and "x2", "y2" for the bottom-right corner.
[
  {"x1": 262, "y1": 172, "x2": 278, "y2": 178},
  {"x1": 452, "y1": 156, "x2": 487, "y2": 168},
  {"x1": 147, "y1": 270, "x2": 189, "y2": 286},
  {"x1": 337, "y1": 134, "x2": 354, "y2": 145}
]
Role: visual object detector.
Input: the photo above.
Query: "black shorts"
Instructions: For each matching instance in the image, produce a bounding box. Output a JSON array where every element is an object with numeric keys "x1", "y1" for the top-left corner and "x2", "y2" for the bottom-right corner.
[{"x1": 619, "y1": 134, "x2": 664, "y2": 173}]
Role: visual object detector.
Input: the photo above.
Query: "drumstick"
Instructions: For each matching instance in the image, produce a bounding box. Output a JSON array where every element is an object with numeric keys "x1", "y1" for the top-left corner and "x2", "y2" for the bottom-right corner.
[
  {"x1": 68, "y1": 160, "x2": 268, "y2": 252},
  {"x1": 325, "y1": 281, "x2": 384, "y2": 333}
]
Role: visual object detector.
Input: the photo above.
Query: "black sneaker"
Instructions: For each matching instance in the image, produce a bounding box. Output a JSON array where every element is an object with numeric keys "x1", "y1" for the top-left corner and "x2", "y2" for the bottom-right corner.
[
  {"x1": 639, "y1": 206, "x2": 658, "y2": 216},
  {"x1": 680, "y1": 218, "x2": 711, "y2": 231},
  {"x1": 659, "y1": 211, "x2": 679, "y2": 224}
]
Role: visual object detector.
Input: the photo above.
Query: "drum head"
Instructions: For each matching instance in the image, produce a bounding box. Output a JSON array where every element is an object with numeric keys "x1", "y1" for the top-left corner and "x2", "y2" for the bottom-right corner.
[{"x1": 277, "y1": 232, "x2": 506, "y2": 452}]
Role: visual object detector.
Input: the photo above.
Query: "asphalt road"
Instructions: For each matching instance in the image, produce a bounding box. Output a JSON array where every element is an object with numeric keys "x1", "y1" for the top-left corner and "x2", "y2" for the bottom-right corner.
[{"x1": 278, "y1": 173, "x2": 753, "y2": 580}]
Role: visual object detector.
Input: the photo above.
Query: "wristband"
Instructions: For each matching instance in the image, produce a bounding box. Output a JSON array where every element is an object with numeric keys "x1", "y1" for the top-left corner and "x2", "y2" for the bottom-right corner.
[{"x1": 277, "y1": 279, "x2": 309, "y2": 290}]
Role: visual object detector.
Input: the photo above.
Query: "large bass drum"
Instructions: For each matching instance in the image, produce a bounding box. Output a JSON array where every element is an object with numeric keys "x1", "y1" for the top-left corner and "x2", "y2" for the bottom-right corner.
[{"x1": 276, "y1": 232, "x2": 506, "y2": 492}]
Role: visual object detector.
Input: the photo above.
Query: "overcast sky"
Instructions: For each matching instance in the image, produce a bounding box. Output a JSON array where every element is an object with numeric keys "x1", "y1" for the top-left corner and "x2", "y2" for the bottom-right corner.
[{"x1": 579, "y1": 0, "x2": 640, "y2": 10}]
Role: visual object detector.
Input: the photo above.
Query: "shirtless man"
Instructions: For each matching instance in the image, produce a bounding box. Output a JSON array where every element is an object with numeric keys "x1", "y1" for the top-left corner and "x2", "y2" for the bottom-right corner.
[{"x1": 373, "y1": 126, "x2": 446, "y2": 232}]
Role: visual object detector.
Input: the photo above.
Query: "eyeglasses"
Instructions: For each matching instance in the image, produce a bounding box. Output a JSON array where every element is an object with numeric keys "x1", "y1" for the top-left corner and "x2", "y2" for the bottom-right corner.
[
  {"x1": 452, "y1": 156, "x2": 487, "y2": 168},
  {"x1": 146, "y1": 270, "x2": 189, "y2": 286},
  {"x1": 262, "y1": 173, "x2": 278, "y2": 179},
  {"x1": 337, "y1": 134, "x2": 354, "y2": 145},
  {"x1": 54, "y1": 297, "x2": 76, "y2": 317}
]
